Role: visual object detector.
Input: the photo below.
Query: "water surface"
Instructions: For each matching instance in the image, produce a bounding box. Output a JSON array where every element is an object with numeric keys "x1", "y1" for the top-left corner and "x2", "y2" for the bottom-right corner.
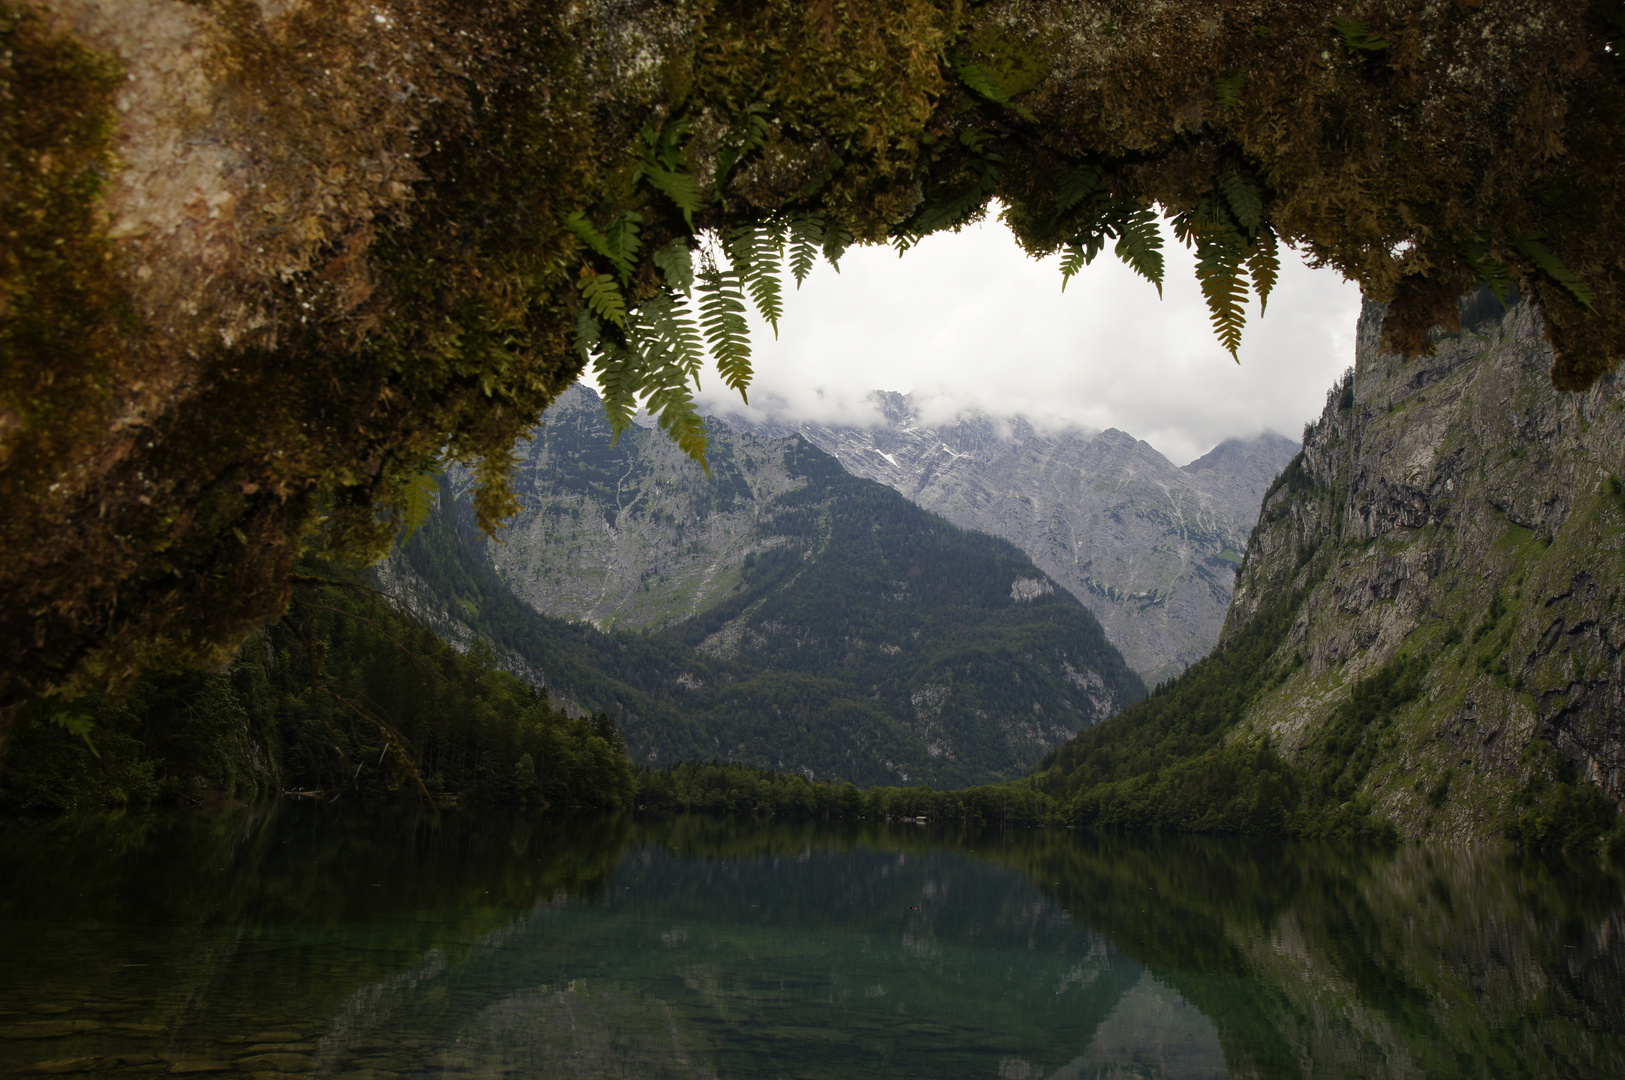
[{"x1": 0, "y1": 806, "x2": 1620, "y2": 1078}]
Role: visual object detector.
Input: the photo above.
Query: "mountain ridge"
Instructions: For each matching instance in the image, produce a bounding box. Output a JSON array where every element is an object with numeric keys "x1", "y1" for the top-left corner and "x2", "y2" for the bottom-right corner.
[
  {"x1": 379, "y1": 394, "x2": 1145, "y2": 787},
  {"x1": 720, "y1": 395, "x2": 1298, "y2": 684}
]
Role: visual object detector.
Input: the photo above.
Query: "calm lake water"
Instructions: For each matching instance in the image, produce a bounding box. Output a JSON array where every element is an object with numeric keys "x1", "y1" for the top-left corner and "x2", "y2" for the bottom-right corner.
[{"x1": 0, "y1": 807, "x2": 1621, "y2": 1079}]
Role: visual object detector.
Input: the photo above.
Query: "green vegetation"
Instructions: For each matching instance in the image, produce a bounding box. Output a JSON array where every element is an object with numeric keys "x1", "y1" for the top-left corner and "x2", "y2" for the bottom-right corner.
[{"x1": 0, "y1": 566, "x2": 635, "y2": 812}]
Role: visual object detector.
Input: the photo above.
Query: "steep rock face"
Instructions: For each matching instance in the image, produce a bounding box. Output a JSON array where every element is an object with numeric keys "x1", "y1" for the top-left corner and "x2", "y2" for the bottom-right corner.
[
  {"x1": 736, "y1": 398, "x2": 1297, "y2": 685},
  {"x1": 1228, "y1": 294, "x2": 1625, "y2": 838}
]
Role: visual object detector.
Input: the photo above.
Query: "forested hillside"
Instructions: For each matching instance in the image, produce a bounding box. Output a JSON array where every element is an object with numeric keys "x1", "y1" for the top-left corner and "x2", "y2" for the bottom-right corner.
[
  {"x1": 0, "y1": 570, "x2": 634, "y2": 812},
  {"x1": 384, "y1": 406, "x2": 1145, "y2": 787}
]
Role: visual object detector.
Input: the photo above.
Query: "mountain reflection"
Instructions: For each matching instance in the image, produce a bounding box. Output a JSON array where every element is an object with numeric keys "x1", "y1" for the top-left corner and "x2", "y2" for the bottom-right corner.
[{"x1": 0, "y1": 807, "x2": 1619, "y2": 1079}]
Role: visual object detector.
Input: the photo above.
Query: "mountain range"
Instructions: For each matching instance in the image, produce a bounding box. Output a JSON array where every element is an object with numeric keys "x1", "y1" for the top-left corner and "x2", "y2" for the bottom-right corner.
[
  {"x1": 726, "y1": 397, "x2": 1298, "y2": 684},
  {"x1": 380, "y1": 389, "x2": 1144, "y2": 787}
]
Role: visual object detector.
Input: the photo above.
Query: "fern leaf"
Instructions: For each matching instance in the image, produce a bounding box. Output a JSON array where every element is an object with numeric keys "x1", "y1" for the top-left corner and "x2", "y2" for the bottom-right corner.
[
  {"x1": 603, "y1": 212, "x2": 643, "y2": 284},
  {"x1": 592, "y1": 338, "x2": 643, "y2": 441},
  {"x1": 578, "y1": 268, "x2": 627, "y2": 327},
  {"x1": 728, "y1": 224, "x2": 784, "y2": 334},
  {"x1": 1059, "y1": 243, "x2": 1088, "y2": 292},
  {"x1": 1111, "y1": 204, "x2": 1166, "y2": 295},
  {"x1": 639, "y1": 359, "x2": 711, "y2": 470},
  {"x1": 653, "y1": 237, "x2": 695, "y2": 296},
  {"x1": 1193, "y1": 226, "x2": 1250, "y2": 359},
  {"x1": 643, "y1": 166, "x2": 702, "y2": 230},
  {"x1": 1513, "y1": 231, "x2": 1596, "y2": 311},
  {"x1": 822, "y1": 221, "x2": 854, "y2": 271},
  {"x1": 788, "y1": 213, "x2": 825, "y2": 287},
  {"x1": 573, "y1": 305, "x2": 604, "y2": 361},
  {"x1": 1216, "y1": 70, "x2": 1248, "y2": 111},
  {"x1": 1246, "y1": 225, "x2": 1280, "y2": 314},
  {"x1": 1218, "y1": 170, "x2": 1264, "y2": 236},
  {"x1": 950, "y1": 55, "x2": 1035, "y2": 121},
  {"x1": 715, "y1": 102, "x2": 771, "y2": 190},
  {"x1": 698, "y1": 267, "x2": 753, "y2": 400},
  {"x1": 561, "y1": 210, "x2": 614, "y2": 261},
  {"x1": 399, "y1": 465, "x2": 440, "y2": 543},
  {"x1": 1331, "y1": 17, "x2": 1389, "y2": 52},
  {"x1": 47, "y1": 706, "x2": 99, "y2": 756},
  {"x1": 1053, "y1": 165, "x2": 1103, "y2": 220}
]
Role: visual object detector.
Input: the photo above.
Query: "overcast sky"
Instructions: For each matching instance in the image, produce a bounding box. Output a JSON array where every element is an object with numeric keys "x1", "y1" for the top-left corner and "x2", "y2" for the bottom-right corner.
[{"x1": 599, "y1": 212, "x2": 1365, "y2": 467}]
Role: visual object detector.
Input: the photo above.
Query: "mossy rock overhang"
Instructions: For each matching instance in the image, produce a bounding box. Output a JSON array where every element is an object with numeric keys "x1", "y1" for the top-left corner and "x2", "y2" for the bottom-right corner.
[{"x1": 3, "y1": 0, "x2": 1623, "y2": 707}]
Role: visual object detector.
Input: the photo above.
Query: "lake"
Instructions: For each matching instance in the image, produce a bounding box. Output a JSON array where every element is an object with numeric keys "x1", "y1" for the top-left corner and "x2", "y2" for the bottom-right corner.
[{"x1": 0, "y1": 806, "x2": 1621, "y2": 1079}]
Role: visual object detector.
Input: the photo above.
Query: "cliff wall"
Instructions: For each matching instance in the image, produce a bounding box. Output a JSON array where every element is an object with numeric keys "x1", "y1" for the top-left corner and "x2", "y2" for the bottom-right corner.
[{"x1": 1228, "y1": 293, "x2": 1625, "y2": 839}]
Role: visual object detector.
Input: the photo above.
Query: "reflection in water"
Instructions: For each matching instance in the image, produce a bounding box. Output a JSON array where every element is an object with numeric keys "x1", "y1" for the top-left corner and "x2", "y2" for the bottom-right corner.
[{"x1": 0, "y1": 806, "x2": 1619, "y2": 1079}]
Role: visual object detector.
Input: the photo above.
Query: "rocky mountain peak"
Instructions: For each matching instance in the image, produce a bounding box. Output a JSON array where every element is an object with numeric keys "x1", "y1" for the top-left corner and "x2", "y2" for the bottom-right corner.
[{"x1": 725, "y1": 397, "x2": 1297, "y2": 685}]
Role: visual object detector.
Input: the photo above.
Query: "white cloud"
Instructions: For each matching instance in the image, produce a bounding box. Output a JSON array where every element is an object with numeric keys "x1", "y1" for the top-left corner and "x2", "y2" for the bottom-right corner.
[{"x1": 596, "y1": 212, "x2": 1363, "y2": 466}]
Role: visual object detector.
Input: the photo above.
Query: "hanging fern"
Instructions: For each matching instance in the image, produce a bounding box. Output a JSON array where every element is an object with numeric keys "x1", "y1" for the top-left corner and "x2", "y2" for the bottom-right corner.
[
  {"x1": 715, "y1": 101, "x2": 771, "y2": 192},
  {"x1": 1513, "y1": 231, "x2": 1596, "y2": 311},
  {"x1": 1218, "y1": 169, "x2": 1264, "y2": 236},
  {"x1": 399, "y1": 464, "x2": 441, "y2": 543},
  {"x1": 698, "y1": 266, "x2": 753, "y2": 400},
  {"x1": 788, "y1": 213, "x2": 825, "y2": 287},
  {"x1": 1246, "y1": 225, "x2": 1280, "y2": 314},
  {"x1": 653, "y1": 236, "x2": 695, "y2": 296},
  {"x1": 1176, "y1": 205, "x2": 1250, "y2": 360},
  {"x1": 1331, "y1": 17, "x2": 1390, "y2": 53},
  {"x1": 591, "y1": 335, "x2": 644, "y2": 440},
  {"x1": 562, "y1": 210, "x2": 642, "y2": 284},
  {"x1": 1459, "y1": 235, "x2": 1514, "y2": 304},
  {"x1": 822, "y1": 220, "x2": 854, "y2": 271},
  {"x1": 1110, "y1": 204, "x2": 1165, "y2": 294},
  {"x1": 577, "y1": 268, "x2": 627, "y2": 327},
  {"x1": 726, "y1": 221, "x2": 786, "y2": 334},
  {"x1": 638, "y1": 120, "x2": 702, "y2": 229}
]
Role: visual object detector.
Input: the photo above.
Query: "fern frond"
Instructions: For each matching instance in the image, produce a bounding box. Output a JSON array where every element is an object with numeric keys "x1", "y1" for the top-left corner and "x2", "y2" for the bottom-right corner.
[
  {"x1": 728, "y1": 223, "x2": 785, "y2": 334},
  {"x1": 561, "y1": 210, "x2": 614, "y2": 260},
  {"x1": 1192, "y1": 225, "x2": 1250, "y2": 360},
  {"x1": 788, "y1": 213, "x2": 825, "y2": 287},
  {"x1": 1059, "y1": 243, "x2": 1087, "y2": 292},
  {"x1": 950, "y1": 55, "x2": 1035, "y2": 121},
  {"x1": 1053, "y1": 165, "x2": 1103, "y2": 220},
  {"x1": 1513, "y1": 231, "x2": 1596, "y2": 311},
  {"x1": 1331, "y1": 17, "x2": 1389, "y2": 53},
  {"x1": 1218, "y1": 170, "x2": 1263, "y2": 236},
  {"x1": 573, "y1": 305, "x2": 604, "y2": 361},
  {"x1": 715, "y1": 102, "x2": 771, "y2": 190},
  {"x1": 644, "y1": 166, "x2": 701, "y2": 230},
  {"x1": 639, "y1": 359, "x2": 711, "y2": 470},
  {"x1": 603, "y1": 213, "x2": 643, "y2": 284},
  {"x1": 698, "y1": 267, "x2": 753, "y2": 400},
  {"x1": 1246, "y1": 225, "x2": 1280, "y2": 314},
  {"x1": 822, "y1": 221, "x2": 854, "y2": 271},
  {"x1": 592, "y1": 338, "x2": 643, "y2": 441},
  {"x1": 1216, "y1": 70, "x2": 1248, "y2": 111},
  {"x1": 399, "y1": 465, "x2": 440, "y2": 543},
  {"x1": 636, "y1": 288, "x2": 706, "y2": 383},
  {"x1": 578, "y1": 269, "x2": 627, "y2": 327},
  {"x1": 1110, "y1": 204, "x2": 1165, "y2": 295},
  {"x1": 654, "y1": 237, "x2": 695, "y2": 296}
]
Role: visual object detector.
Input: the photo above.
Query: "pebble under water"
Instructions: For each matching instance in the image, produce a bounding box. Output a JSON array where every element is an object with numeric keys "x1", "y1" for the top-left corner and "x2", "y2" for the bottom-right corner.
[{"x1": 0, "y1": 805, "x2": 1621, "y2": 1079}]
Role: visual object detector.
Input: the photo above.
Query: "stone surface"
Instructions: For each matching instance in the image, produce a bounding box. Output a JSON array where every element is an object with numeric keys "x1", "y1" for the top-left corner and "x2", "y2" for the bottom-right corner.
[{"x1": 1228, "y1": 292, "x2": 1625, "y2": 837}]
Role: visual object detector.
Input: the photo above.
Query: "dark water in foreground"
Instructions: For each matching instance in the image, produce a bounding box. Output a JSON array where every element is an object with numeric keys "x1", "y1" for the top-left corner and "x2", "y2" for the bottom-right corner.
[{"x1": 0, "y1": 807, "x2": 1621, "y2": 1079}]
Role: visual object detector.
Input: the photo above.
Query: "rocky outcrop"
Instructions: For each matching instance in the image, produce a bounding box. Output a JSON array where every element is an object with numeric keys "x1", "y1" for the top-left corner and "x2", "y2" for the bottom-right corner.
[
  {"x1": 734, "y1": 397, "x2": 1296, "y2": 685},
  {"x1": 1228, "y1": 293, "x2": 1625, "y2": 838}
]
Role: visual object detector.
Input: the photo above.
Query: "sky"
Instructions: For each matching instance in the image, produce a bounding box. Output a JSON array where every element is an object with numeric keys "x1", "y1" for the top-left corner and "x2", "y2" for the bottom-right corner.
[{"x1": 603, "y1": 211, "x2": 1365, "y2": 467}]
